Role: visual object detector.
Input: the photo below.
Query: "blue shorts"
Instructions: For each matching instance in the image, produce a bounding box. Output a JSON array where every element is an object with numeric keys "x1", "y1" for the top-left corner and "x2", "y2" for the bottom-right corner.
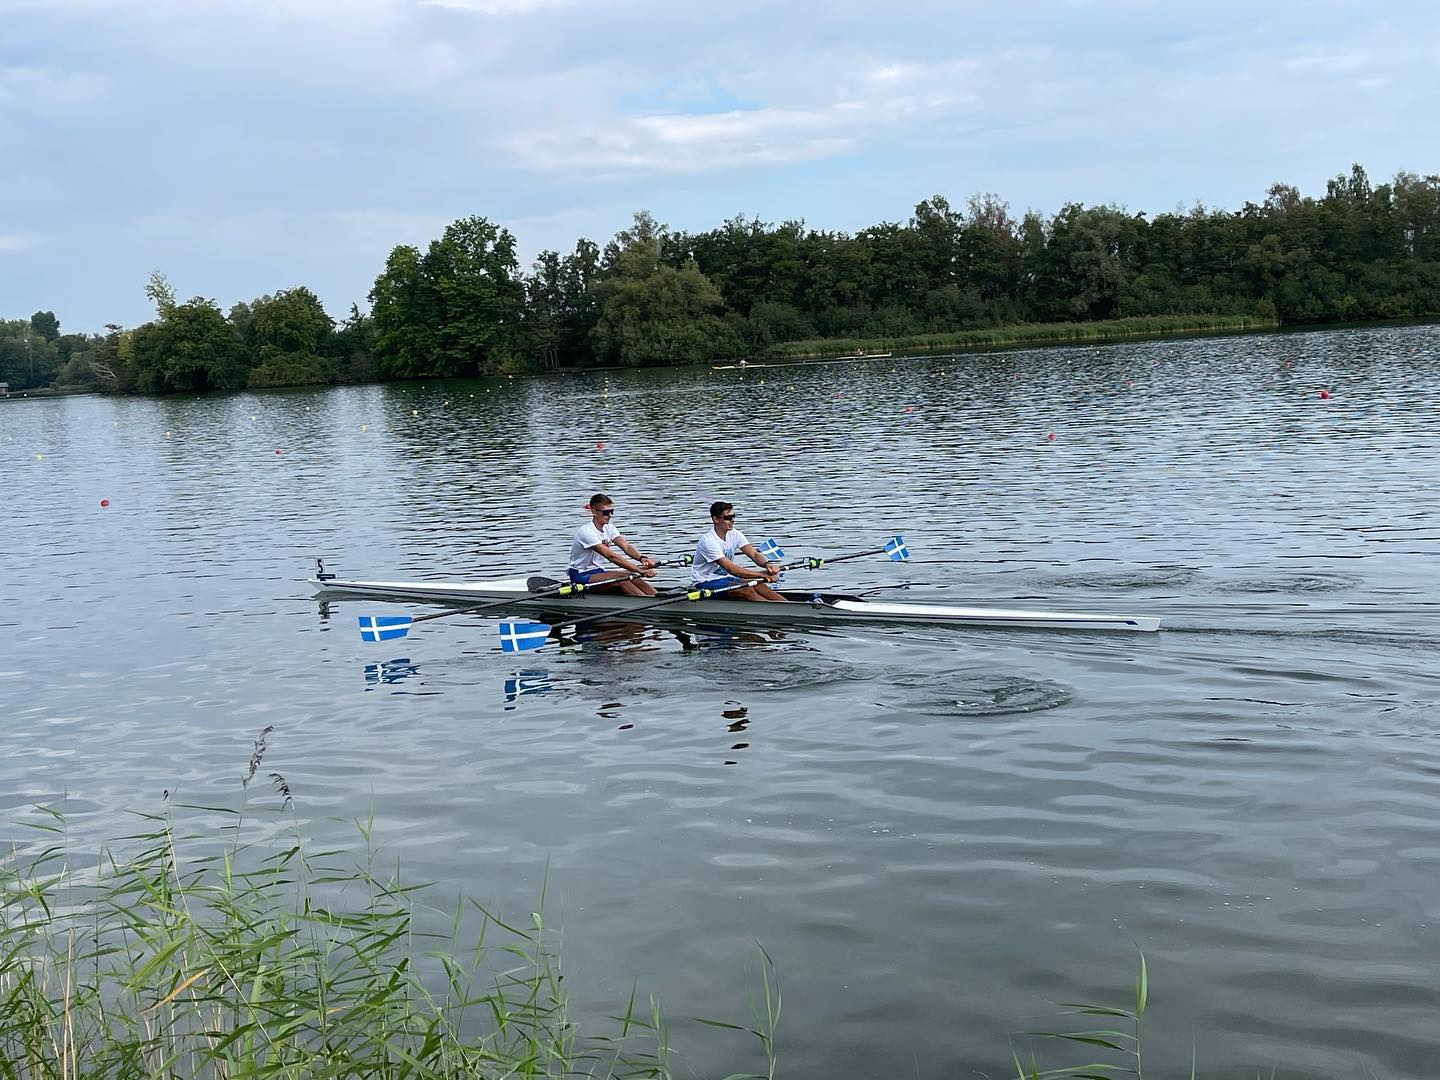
[
  {"x1": 568, "y1": 568, "x2": 605, "y2": 584},
  {"x1": 693, "y1": 576, "x2": 740, "y2": 592}
]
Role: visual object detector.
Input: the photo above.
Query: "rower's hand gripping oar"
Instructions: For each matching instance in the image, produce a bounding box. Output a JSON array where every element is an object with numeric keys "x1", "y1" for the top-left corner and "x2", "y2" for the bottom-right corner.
[
  {"x1": 356, "y1": 556, "x2": 692, "y2": 642},
  {"x1": 496, "y1": 536, "x2": 909, "y2": 654}
]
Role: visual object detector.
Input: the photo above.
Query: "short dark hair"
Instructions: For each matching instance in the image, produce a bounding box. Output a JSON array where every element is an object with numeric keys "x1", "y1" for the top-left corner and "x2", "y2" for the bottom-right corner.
[
  {"x1": 709, "y1": 501, "x2": 732, "y2": 519},
  {"x1": 589, "y1": 493, "x2": 613, "y2": 509}
]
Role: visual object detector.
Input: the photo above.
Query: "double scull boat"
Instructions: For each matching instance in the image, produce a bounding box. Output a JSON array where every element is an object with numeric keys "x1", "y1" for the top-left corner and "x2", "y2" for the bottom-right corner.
[{"x1": 312, "y1": 574, "x2": 1161, "y2": 633}]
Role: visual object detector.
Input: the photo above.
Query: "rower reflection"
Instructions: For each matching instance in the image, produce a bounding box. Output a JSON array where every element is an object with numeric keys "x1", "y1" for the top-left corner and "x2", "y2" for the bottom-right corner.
[{"x1": 538, "y1": 618, "x2": 697, "y2": 653}]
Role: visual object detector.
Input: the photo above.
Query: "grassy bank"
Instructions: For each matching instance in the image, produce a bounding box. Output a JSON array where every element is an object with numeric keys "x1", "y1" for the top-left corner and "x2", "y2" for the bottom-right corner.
[{"x1": 762, "y1": 313, "x2": 1279, "y2": 361}]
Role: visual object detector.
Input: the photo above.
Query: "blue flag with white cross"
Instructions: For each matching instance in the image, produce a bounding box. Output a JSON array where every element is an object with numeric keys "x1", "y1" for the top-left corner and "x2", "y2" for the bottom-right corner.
[
  {"x1": 359, "y1": 615, "x2": 412, "y2": 642},
  {"x1": 758, "y1": 538, "x2": 785, "y2": 561},
  {"x1": 884, "y1": 535, "x2": 910, "y2": 562},
  {"x1": 498, "y1": 620, "x2": 554, "y2": 653}
]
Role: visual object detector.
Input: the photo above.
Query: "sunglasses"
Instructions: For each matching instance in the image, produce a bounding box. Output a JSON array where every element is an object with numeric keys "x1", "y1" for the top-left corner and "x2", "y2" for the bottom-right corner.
[
  {"x1": 719, "y1": 513, "x2": 736, "y2": 521},
  {"x1": 599, "y1": 508, "x2": 615, "y2": 517}
]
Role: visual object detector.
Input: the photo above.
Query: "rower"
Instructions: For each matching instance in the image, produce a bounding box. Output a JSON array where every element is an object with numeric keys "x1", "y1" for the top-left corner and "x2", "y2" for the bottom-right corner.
[
  {"x1": 568, "y1": 493, "x2": 659, "y2": 596},
  {"x1": 691, "y1": 501, "x2": 789, "y2": 602}
]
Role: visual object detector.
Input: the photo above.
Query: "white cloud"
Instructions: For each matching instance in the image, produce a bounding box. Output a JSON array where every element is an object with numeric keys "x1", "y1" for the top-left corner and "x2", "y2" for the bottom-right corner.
[
  {"x1": 0, "y1": 235, "x2": 33, "y2": 252},
  {"x1": 503, "y1": 55, "x2": 989, "y2": 173}
]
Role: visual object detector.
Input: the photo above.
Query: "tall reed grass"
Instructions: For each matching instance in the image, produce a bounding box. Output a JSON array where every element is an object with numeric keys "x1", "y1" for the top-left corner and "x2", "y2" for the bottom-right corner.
[
  {"x1": 763, "y1": 314, "x2": 1276, "y2": 361},
  {"x1": 0, "y1": 732, "x2": 779, "y2": 1079}
]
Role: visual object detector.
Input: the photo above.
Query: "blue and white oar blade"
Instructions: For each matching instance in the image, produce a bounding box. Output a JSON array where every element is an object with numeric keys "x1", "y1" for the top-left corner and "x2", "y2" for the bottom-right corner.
[
  {"x1": 358, "y1": 615, "x2": 413, "y2": 642},
  {"x1": 884, "y1": 535, "x2": 910, "y2": 562},
  {"x1": 759, "y1": 538, "x2": 785, "y2": 560},
  {"x1": 498, "y1": 620, "x2": 554, "y2": 653}
]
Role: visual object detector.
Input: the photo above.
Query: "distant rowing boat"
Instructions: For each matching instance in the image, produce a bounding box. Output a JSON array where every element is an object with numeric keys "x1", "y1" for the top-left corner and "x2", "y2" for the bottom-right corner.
[
  {"x1": 313, "y1": 574, "x2": 1162, "y2": 632},
  {"x1": 712, "y1": 352, "x2": 894, "y2": 371}
]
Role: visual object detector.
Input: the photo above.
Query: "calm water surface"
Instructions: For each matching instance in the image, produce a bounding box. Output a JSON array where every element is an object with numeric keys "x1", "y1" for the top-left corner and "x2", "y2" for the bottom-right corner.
[{"x1": 4, "y1": 325, "x2": 1440, "y2": 1077}]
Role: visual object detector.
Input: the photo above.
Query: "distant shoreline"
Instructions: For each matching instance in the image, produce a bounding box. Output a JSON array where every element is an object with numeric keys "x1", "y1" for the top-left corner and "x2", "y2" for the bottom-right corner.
[{"x1": 6, "y1": 313, "x2": 1438, "y2": 402}]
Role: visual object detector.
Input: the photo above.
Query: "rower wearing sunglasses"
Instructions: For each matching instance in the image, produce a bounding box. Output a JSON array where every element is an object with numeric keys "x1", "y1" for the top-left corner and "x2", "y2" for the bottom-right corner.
[
  {"x1": 567, "y1": 493, "x2": 659, "y2": 596},
  {"x1": 691, "y1": 501, "x2": 789, "y2": 602}
]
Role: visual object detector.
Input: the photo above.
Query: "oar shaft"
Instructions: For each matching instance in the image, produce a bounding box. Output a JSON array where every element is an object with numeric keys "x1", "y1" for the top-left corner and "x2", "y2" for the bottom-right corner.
[
  {"x1": 779, "y1": 546, "x2": 885, "y2": 572},
  {"x1": 411, "y1": 560, "x2": 679, "y2": 625}
]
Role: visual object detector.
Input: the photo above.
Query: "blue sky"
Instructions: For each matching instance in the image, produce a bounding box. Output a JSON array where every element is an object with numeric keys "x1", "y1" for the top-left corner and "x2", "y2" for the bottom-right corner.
[{"x1": 2, "y1": 0, "x2": 1437, "y2": 331}]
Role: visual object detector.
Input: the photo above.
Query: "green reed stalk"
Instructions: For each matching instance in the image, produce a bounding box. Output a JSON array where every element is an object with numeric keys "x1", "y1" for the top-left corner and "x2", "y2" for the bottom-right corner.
[
  {"x1": 763, "y1": 314, "x2": 1276, "y2": 361},
  {"x1": 0, "y1": 785, "x2": 707, "y2": 1079}
]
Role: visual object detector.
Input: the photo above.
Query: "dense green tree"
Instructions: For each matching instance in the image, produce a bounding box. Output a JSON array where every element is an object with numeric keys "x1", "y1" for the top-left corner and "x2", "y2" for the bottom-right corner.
[
  {"x1": 130, "y1": 297, "x2": 246, "y2": 392},
  {"x1": 369, "y1": 216, "x2": 525, "y2": 378},
  {"x1": 29, "y1": 310, "x2": 59, "y2": 341},
  {"x1": 591, "y1": 212, "x2": 742, "y2": 366},
  {"x1": 242, "y1": 287, "x2": 338, "y2": 387}
]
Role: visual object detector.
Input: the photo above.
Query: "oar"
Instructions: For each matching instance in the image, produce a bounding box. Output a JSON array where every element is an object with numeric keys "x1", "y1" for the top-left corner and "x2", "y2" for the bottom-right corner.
[
  {"x1": 496, "y1": 535, "x2": 909, "y2": 653},
  {"x1": 785, "y1": 534, "x2": 909, "y2": 570},
  {"x1": 498, "y1": 577, "x2": 767, "y2": 653},
  {"x1": 357, "y1": 556, "x2": 692, "y2": 642}
]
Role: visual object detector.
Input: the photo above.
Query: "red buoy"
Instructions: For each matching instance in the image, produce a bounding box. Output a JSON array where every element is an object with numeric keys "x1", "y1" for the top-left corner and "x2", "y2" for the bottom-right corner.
[
  {"x1": 596, "y1": 441, "x2": 604, "y2": 450},
  {"x1": 1046, "y1": 432, "x2": 1057, "y2": 441},
  {"x1": 100, "y1": 499, "x2": 110, "y2": 507},
  {"x1": 1318, "y1": 390, "x2": 1330, "y2": 400},
  {"x1": 275, "y1": 448, "x2": 283, "y2": 455}
]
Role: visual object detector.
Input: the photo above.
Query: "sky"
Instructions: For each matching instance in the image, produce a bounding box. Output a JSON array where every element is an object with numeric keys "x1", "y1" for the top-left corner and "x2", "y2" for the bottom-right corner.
[{"x1": 2, "y1": 0, "x2": 1437, "y2": 332}]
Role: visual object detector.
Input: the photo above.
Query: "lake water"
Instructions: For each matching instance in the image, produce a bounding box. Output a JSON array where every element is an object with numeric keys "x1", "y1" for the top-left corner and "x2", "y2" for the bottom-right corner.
[{"x1": 3, "y1": 323, "x2": 1439, "y2": 1077}]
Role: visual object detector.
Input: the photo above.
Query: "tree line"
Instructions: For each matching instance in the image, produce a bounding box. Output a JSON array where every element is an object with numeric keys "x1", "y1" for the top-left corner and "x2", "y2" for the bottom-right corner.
[{"x1": 2, "y1": 163, "x2": 1437, "y2": 394}]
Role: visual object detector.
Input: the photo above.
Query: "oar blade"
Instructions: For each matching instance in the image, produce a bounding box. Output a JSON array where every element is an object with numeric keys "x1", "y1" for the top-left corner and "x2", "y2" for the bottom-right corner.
[
  {"x1": 498, "y1": 620, "x2": 554, "y2": 653},
  {"x1": 759, "y1": 538, "x2": 785, "y2": 560},
  {"x1": 358, "y1": 615, "x2": 413, "y2": 642},
  {"x1": 884, "y1": 535, "x2": 910, "y2": 562}
]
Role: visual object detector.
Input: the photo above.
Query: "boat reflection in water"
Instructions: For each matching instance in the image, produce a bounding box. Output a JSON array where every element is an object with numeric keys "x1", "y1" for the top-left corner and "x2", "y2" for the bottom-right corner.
[{"x1": 540, "y1": 613, "x2": 800, "y2": 654}]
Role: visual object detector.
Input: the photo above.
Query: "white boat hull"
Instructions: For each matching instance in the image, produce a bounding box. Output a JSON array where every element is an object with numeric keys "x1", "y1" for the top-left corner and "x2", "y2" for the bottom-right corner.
[{"x1": 310, "y1": 576, "x2": 1161, "y2": 633}]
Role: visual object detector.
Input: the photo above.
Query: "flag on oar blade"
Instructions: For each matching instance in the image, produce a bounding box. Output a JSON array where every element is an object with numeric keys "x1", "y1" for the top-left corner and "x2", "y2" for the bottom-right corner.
[
  {"x1": 884, "y1": 535, "x2": 910, "y2": 561},
  {"x1": 359, "y1": 615, "x2": 412, "y2": 642},
  {"x1": 499, "y1": 620, "x2": 553, "y2": 653},
  {"x1": 759, "y1": 538, "x2": 785, "y2": 560}
]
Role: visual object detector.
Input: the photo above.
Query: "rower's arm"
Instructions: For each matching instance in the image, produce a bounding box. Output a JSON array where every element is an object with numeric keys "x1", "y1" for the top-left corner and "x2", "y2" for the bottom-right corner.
[
  {"x1": 593, "y1": 541, "x2": 642, "y2": 573},
  {"x1": 739, "y1": 543, "x2": 775, "y2": 571},
  {"x1": 717, "y1": 554, "x2": 767, "y2": 580},
  {"x1": 614, "y1": 535, "x2": 652, "y2": 565}
]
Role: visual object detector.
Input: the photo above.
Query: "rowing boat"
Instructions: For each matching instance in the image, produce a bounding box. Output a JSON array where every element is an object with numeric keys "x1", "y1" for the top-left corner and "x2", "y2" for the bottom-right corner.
[
  {"x1": 711, "y1": 352, "x2": 894, "y2": 371},
  {"x1": 312, "y1": 574, "x2": 1161, "y2": 632}
]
